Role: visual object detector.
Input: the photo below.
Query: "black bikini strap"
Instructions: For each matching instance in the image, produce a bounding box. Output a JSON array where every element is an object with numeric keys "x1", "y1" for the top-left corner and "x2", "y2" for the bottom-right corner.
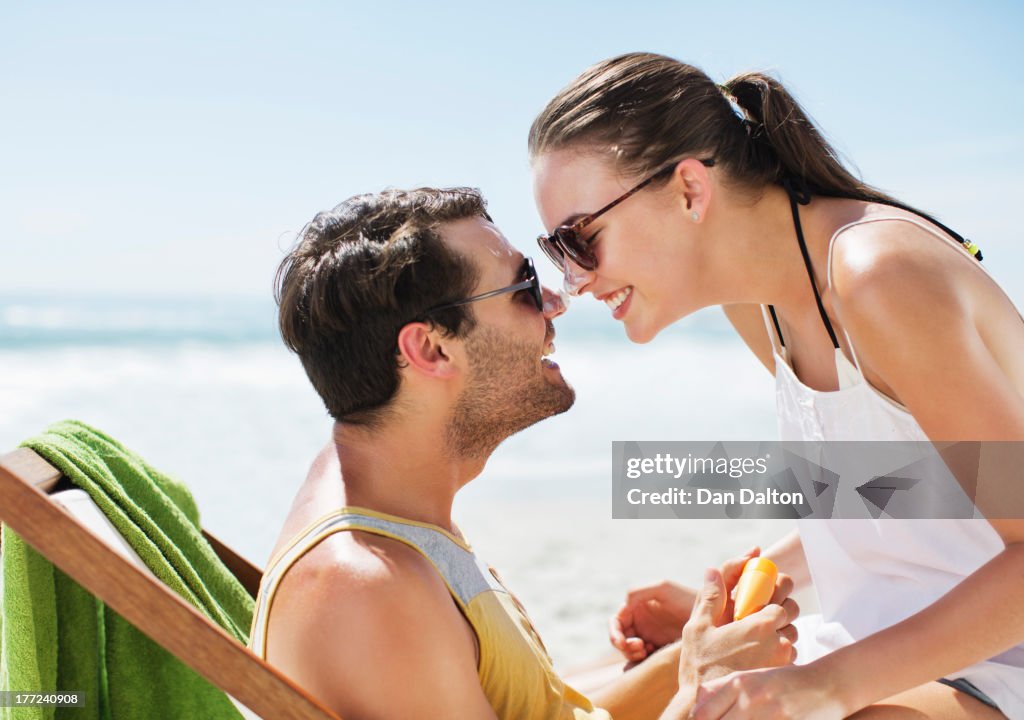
[
  {"x1": 769, "y1": 179, "x2": 982, "y2": 352},
  {"x1": 767, "y1": 305, "x2": 785, "y2": 348},
  {"x1": 783, "y1": 178, "x2": 841, "y2": 349}
]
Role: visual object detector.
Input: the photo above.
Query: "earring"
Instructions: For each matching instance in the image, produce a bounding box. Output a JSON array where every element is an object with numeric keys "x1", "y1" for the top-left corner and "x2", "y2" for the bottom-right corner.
[{"x1": 691, "y1": 211, "x2": 700, "y2": 221}]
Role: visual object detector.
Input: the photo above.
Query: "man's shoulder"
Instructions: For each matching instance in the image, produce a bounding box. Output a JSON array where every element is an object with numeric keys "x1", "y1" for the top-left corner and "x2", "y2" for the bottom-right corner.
[
  {"x1": 274, "y1": 528, "x2": 453, "y2": 626},
  {"x1": 265, "y1": 528, "x2": 487, "y2": 716}
]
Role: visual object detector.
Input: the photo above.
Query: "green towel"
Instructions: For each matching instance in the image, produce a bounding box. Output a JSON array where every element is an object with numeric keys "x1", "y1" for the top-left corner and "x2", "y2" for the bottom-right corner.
[{"x1": 1, "y1": 420, "x2": 255, "y2": 719}]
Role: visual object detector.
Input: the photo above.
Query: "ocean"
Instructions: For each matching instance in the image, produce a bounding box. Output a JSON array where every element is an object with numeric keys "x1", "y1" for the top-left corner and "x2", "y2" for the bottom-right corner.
[{"x1": 0, "y1": 293, "x2": 793, "y2": 667}]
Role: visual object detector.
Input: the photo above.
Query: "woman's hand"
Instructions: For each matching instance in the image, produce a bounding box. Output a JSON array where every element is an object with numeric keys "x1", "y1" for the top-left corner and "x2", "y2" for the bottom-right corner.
[
  {"x1": 677, "y1": 567, "x2": 799, "y2": 694},
  {"x1": 611, "y1": 547, "x2": 790, "y2": 662},
  {"x1": 691, "y1": 665, "x2": 845, "y2": 720}
]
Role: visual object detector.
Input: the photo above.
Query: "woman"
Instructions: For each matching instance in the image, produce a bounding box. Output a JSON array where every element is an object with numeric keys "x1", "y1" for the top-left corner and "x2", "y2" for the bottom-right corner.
[{"x1": 529, "y1": 52, "x2": 1024, "y2": 719}]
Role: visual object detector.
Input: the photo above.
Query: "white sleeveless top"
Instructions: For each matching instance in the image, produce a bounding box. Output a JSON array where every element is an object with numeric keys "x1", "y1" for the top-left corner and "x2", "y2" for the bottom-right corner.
[{"x1": 763, "y1": 215, "x2": 1024, "y2": 716}]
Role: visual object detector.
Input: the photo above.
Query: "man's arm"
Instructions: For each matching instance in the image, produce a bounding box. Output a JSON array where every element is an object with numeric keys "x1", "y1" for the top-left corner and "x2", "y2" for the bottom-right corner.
[
  {"x1": 267, "y1": 535, "x2": 499, "y2": 719},
  {"x1": 587, "y1": 643, "x2": 681, "y2": 720}
]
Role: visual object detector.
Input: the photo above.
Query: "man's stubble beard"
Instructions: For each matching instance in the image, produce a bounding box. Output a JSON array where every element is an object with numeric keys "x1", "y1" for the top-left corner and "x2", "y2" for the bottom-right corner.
[{"x1": 445, "y1": 324, "x2": 575, "y2": 460}]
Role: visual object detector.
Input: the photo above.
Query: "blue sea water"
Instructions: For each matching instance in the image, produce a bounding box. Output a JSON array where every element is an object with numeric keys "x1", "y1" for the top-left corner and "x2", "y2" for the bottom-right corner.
[
  {"x1": 0, "y1": 291, "x2": 777, "y2": 550},
  {"x1": 0, "y1": 293, "x2": 785, "y2": 664}
]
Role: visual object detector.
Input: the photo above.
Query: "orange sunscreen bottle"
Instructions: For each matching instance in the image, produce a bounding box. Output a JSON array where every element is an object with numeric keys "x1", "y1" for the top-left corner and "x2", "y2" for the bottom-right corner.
[{"x1": 733, "y1": 557, "x2": 778, "y2": 621}]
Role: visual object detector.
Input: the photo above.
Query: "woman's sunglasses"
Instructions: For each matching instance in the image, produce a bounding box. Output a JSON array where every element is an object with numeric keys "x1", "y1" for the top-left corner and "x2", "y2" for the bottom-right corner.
[{"x1": 537, "y1": 158, "x2": 715, "y2": 272}]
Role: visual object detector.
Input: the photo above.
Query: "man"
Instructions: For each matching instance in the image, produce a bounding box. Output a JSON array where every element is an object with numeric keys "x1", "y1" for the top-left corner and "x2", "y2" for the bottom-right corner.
[{"x1": 249, "y1": 187, "x2": 798, "y2": 719}]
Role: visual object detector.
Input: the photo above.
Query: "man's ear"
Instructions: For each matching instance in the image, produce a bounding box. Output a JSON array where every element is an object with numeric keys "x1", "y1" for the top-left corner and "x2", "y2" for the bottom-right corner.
[{"x1": 396, "y1": 322, "x2": 459, "y2": 378}]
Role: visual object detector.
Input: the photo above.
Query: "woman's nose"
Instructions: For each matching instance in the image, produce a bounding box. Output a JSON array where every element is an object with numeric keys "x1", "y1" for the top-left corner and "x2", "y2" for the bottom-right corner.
[{"x1": 562, "y1": 258, "x2": 593, "y2": 297}]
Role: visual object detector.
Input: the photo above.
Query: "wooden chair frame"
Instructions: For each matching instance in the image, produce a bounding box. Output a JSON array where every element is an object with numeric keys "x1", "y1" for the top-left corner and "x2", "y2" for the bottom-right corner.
[{"x1": 0, "y1": 447, "x2": 340, "y2": 720}]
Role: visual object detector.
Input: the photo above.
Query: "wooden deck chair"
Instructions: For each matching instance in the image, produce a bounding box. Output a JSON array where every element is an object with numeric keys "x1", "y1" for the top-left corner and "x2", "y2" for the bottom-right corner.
[{"x1": 0, "y1": 447, "x2": 341, "y2": 720}]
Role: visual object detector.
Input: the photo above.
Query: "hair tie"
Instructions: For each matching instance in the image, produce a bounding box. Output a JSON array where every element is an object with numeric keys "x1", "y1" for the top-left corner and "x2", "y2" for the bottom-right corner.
[
  {"x1": 719, "y1": 84, "x2": 761, "y2": 138},
  {"x1": 720, "y1": 89, "x2": 747, "y2": 123}
]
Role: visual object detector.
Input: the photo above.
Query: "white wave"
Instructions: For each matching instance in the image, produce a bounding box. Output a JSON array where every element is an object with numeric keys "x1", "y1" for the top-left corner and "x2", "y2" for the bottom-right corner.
[{"x1": 0, "y1": 332, "x2": 778, "y2": 608}]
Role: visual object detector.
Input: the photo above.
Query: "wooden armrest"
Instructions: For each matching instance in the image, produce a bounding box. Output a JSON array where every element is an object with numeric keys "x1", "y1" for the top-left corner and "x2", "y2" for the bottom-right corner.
[{"x1": 0, "y1": 448, "x2": 340, "y2": 720}]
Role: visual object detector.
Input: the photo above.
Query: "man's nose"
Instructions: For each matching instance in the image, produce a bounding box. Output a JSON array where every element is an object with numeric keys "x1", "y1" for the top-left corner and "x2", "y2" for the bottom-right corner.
[{"x1": 541, "y1": 286, "x2": 569, "y2": 319}]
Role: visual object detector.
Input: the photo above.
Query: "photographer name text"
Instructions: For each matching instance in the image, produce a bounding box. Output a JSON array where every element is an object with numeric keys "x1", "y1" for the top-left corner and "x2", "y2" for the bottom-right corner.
[{"x1": 626, "y1": 487, "x2": 805, "y2": 506}]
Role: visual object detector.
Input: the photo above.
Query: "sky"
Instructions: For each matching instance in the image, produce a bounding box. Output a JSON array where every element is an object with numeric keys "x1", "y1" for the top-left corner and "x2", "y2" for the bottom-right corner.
[{"x1": 2, "y1": 1, "x2": 1023, "y2": 300}]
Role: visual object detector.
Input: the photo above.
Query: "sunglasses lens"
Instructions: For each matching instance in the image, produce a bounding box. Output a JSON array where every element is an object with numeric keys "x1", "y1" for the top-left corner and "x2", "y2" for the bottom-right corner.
[
  {"x1": 523, "y1": 259, "x2": 544, "y2": 312},
  {"x1": 537, "y1": 235, "x2": 566, "y2": 271},
  {"x1": 554, "y1": 228, "x2": 597, "y2": 271}
]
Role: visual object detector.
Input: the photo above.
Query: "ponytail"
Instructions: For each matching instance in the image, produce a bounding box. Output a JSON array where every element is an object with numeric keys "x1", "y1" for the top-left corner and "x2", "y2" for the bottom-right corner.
[{"x1": 720, "y1": 72, "x2": 898, "y2": 203}]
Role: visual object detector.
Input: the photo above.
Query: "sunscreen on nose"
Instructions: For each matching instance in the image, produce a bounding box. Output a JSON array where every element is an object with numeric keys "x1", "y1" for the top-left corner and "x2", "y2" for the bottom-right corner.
[
  {"x1": 733, "y1": 557, "x2": 778, "y2": 621},
  {"x1": 543, "y1": 289, "x2": 570, "y2": 314},
  {"x1": 562, "y1": 261, "x2": 588, "y2": 296}
]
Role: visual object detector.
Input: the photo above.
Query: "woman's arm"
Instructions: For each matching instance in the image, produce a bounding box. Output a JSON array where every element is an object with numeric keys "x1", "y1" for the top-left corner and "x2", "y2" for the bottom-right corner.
[
  {"x1": 831, "y1": 222, "x2": 1024, "y2": 441},
  {"x1": 824, "y1": 532, "x2": 1024, "y2": 714},
  {"x1": 829, "y1": 221, "x2": 1024, "y2": 707},
  {"x1": 762, "y1": 529, "x2": 810, "y2": 592},
  {"x1": 694, "y1": 534, "x2": 1024, "y2": 719},
  {"x1": 693, "y1": 226, "x2": 1024, "y2": 718}
]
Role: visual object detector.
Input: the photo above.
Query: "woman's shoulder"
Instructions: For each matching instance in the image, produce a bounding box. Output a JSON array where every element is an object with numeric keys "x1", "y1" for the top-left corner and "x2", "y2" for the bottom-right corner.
[
  {"x1": 825, "y1": 202, "x2": 1024, "y2": 386},
  {"x1": 824, "y1": 203, "x2": 1024, "y2": 439},
  {"x1": 823, "y1": 203, "x2": 987, "y2": 387},
  {"x1": 826, "y1": 203, "x2": 982, "y2": 313}
]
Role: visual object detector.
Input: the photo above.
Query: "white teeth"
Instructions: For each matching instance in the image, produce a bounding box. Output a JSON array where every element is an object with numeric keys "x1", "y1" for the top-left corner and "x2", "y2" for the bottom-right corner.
[
  {"x1": 604, "y1": 287, "x2": 632, "y2": 311},
  {"x1": 542, "y1": 342, "x2": 555, "y2": 357}
]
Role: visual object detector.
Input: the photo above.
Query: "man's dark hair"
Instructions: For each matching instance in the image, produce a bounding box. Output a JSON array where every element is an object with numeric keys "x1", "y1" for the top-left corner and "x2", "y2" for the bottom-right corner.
[{"x1": 275, "y1": 187, "x2": 487, "y2": 426}]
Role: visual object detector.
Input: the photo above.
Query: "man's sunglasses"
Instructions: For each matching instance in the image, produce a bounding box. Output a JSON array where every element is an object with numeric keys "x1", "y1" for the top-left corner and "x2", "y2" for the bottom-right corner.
[
  {"x1": 426, "y1": 257, "x2": 543, "y2": 314},
  {"x1": 537, "y1": 158, "x2": 715, "y2": 272}
]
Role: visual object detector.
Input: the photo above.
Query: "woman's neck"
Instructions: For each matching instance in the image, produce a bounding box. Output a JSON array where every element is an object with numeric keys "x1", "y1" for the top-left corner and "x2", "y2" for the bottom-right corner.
[{"x1": 701, "y1": 184, "x2": 867, "y2": 318}]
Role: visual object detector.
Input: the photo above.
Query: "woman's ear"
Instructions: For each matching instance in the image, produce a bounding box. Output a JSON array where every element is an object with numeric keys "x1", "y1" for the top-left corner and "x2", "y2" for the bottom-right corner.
[
  {"x1": 672, "y1": 157, "x2": 713, "y2": 222},
  {"x1": 396, "y1": 322, "x2": 459, "y2": 379}
]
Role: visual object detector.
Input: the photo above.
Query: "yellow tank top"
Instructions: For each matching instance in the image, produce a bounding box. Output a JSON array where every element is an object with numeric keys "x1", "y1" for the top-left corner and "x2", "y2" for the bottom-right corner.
[{"x1": 249, "y1": 507, "x2": 610, "y2": 720}]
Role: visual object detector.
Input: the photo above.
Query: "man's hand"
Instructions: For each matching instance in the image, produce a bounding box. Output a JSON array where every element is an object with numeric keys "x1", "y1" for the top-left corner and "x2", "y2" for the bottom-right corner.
[
  {"x1": 610, "y1": 580, "x2": 699, "y2": 662},
  {"x1": 677, "y1": 566, "x2": 799, "y2": 695},
  {"x1": 611, "y1": 547, "x2": 780, "y2": 662}
]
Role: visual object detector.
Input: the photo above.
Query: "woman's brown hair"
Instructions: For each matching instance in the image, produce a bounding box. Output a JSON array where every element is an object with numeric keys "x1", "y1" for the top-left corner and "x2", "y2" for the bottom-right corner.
[{"x1": 528, "y1": 52, "x2": 901, "y2": 204}]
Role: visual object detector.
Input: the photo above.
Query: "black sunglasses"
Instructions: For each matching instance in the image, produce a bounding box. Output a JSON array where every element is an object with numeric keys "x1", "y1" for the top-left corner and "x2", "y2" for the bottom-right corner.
[
  {"x1": 426, "y1": 257, "x2": 543, "y2": 314},
  {"x1": 537, "y1": 158, "x2": 715, "y2": 272}
]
